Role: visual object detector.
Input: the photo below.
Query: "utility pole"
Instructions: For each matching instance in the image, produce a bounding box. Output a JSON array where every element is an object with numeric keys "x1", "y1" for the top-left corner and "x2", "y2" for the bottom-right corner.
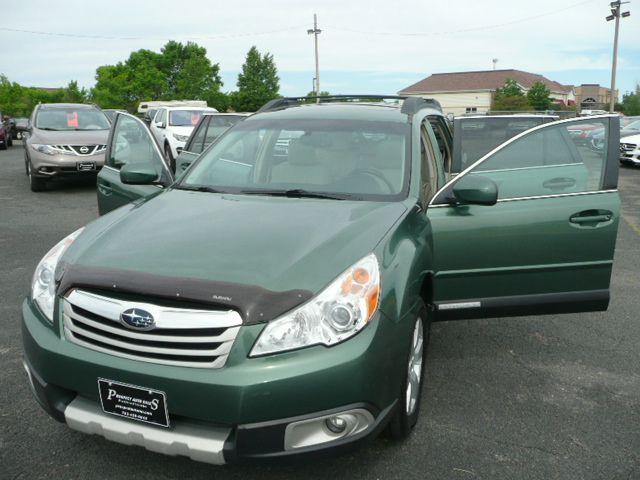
[
  {"x1": 307, "y1": 14, "x2": 321, "y2": 103},
  {"x1": 492, "y1": 58, "x2": 498, "y2": 70},
  {"x1": 606, "y1": 1, "x2": 631, "y2": 112}
]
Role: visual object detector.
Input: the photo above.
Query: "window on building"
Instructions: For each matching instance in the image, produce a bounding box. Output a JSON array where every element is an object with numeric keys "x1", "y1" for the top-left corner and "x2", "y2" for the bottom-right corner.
[{"x1": 465, "y1": 107, "x2": 478, "y2": 114}]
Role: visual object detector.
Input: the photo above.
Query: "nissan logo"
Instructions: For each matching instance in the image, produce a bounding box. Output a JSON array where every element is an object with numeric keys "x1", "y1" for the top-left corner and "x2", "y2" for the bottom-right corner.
[
  {"x1": 79, "y1": 146, "x2": 89, "y2": 154},
  {"x1": 119, "y1": 308, "x2": 155, "y2": 331}
]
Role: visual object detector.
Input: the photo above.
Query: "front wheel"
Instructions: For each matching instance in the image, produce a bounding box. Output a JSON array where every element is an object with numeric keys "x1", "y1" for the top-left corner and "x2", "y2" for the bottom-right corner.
[
  {"x1": 27, "y1": 161, "x2": 47, "y2": 192},
  {"x1": 386, "y1": 308, "x2": 429, "y2": 440}
]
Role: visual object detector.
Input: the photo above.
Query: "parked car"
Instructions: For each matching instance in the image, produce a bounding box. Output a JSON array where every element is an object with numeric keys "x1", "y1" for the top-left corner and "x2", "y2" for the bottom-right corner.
[
  {"x1": 23, "y1": 103, "x2": 110, "y2": 191},
  {"x1": 620, "y1": 133, "x2": 640, "y2": 166},
  {"x1": 149, "y1": 106, "x2": 218, "y2": 171},
  {"x1": 0, "y1": 113, "x2": 14, "y2": 149},
  {"x1": 137, "y1": 100, "x2": 207, "y2": 115},
  {"x1": 451, "y1": 114, "x2": 558, "y2": 173},
  {"x1": 174, "y1": 112, "x2": 250, "y2": 176},
  {"x1": 23, "y1": 96, "x2": 620, "y2": 465},
  {"x1": 13, "y1": 117, "x2": 29, "y2": 139},
  {"x1": 620, "y1": 119, "x2": 640, "y2": 138}
]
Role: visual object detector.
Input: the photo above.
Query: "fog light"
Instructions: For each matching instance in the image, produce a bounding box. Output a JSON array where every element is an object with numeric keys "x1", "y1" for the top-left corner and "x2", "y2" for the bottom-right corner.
[
  {"x1": 284, "y1": 408, "x2": 374, "y2": 450},
  {"x1": 325, "y1": 415, "x2": 347, "y2": 434}
]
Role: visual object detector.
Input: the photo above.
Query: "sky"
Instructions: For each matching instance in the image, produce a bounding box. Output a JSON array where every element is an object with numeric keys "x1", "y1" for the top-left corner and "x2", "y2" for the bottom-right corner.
[{"x1": 0, "y1": 0, "x2": 638, "y2": 99}]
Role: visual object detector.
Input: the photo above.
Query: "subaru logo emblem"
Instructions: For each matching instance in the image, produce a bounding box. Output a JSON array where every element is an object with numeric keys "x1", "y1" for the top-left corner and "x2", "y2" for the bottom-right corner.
[
  {"x1": 120, "y1": 308, "x2": 155, "y2": 331},
  {"x1": 79, "y1": 146, "x2": 89, "y2": 154}
]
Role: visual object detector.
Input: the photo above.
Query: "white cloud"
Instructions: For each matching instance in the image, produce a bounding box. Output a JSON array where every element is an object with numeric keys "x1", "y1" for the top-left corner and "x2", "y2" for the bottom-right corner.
[{"x1": 0, "y1": 0, "x2": 638, "y2": 93}]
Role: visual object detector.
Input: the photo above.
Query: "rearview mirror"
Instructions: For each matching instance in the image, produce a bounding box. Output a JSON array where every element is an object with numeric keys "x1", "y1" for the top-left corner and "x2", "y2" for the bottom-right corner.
[
  {"x1": 120, "y1": 163, "x2": 159, "y2": 185},
  {"x1": 452, "y1": 175, "x2": 498, "y2": 206}
]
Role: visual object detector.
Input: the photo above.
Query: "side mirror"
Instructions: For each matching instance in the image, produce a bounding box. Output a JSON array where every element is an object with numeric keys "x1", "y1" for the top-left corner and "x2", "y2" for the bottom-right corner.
[
  {"x1": 154, "y1": 121, "x2": 165, "y2": 129},
  {"x1": 452, "y1": 174, "x2": 498, "y2": 206},
  {"x1": 120, "y1": 163, "x2": 159, "y2": 185}
]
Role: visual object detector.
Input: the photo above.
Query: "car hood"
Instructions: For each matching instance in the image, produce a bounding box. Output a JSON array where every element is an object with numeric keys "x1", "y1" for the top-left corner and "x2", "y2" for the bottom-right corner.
[
  {"x1": 620, "y1": 129, "x2": 640, "y2": 139},
  {"x1": 65, "y1": 189, "x2": 407, "y2": 302},
  {"x1": 30, "y1": 128, "x2": 109, "y2": 144}
]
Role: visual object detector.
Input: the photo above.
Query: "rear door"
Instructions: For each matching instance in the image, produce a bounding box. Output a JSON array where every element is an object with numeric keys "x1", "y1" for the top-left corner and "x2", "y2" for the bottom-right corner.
[
  {"x1": 427, "y1": 116, "x2": 620, "y2": 320},
  {"x1": 97, "y1": 113, "x2": 173, "y2": 215}
]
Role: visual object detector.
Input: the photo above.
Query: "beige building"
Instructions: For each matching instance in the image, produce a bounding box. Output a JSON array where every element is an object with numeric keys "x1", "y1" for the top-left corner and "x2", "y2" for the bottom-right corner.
[
  {"x1": 574, "y1": 84, "x2": 618, "y2": 111},
  {"x1": 398, "y1": 69, "x2": 575, "y2": 116}
]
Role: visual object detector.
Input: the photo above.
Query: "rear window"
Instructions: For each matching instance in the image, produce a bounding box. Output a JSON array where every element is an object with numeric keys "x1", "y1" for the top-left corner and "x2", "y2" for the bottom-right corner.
[{"x1": 36, "y1": 108, "x2": 110, "y2": 131}]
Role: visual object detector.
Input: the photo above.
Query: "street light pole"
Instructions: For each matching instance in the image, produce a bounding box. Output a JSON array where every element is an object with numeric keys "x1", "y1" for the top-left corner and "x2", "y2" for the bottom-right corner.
[
  {"x1": 607, "y1": 1, "x2": 631, "y2": 112},
  {"x1": 307, "y1": 14, "x2": 321, "y2": 103}
]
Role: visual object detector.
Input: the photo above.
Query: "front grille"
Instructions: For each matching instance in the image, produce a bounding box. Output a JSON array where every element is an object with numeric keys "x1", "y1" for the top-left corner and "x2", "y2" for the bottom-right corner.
[
  {"x1": 620, "y1": 143, "x2": 637, "y2": 153},
  {"x1": 63, "y1": 289, "x2": 242, "y2": 368},
  {"x1": 53, "y1": 145, "x2": 107, "y2": 156}
]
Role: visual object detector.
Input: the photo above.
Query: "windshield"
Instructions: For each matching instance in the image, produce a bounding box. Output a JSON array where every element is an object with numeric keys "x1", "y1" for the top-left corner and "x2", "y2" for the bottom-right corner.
[
  {"x1": 169, "y1": 110, "x2": 206, "y2": 127},
  {"x1": 624, "y1": 120, "x2": 640, "y2": 130},
  {"x1": 456, "y1": 117, "x2": 550, "y2": 172},
  {"x1": 180, "y1": 117, "x2": 409, "y2": 201},
  {"x1": 36, "y1": 108, "x2": 110, "y2": 131}
]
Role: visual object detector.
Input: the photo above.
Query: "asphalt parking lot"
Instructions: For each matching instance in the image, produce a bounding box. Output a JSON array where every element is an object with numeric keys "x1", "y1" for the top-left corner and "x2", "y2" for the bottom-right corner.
[{"x1": 1, "y1": 142, "x2": 639, "y2": 479}]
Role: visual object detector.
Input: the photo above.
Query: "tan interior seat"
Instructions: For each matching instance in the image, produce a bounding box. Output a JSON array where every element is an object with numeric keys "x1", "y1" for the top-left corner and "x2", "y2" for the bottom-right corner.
[{"x1": 270, "y1": 136, "x2": 332, "y2": 186}]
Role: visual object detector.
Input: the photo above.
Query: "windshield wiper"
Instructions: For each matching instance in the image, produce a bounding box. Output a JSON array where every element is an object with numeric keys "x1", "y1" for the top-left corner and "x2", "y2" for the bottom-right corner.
[
  {"x1": 240, "y1": 188, "x2": 348, "y2": 200},
  {"x1": 175, "y1": 184, "x2": 226, "y2": 193}
]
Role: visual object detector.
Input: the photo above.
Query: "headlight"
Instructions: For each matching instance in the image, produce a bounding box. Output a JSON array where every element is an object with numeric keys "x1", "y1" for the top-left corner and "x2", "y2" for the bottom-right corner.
[
  {"x1": 31, "y1": 144, "x2": 57, "y2": 155},
  {"x1": 172, "y1": 133, "x2": 189, "y2": 142},
  {"x1": 31, "y1": 228, "x2": 84, "y2": 322},
  {"x1": 250, "y1": 253, "x2": 380, "y2": 356}
]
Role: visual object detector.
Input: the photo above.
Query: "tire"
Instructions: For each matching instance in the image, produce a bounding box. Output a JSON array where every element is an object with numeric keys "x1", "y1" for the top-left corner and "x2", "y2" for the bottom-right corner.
[
  {"x1": 386, "y1": 304, "x2": 430, "y2": 440},
  {"x1": 27, "y1": 161, "x2": 47, "y2": 192},
  {"x1": 0, "y1": 141, "x2": 6, "y2": 150},
  {"x1": 7, "y1": 136, "x2": 13, "y2": 147},
  {"x1": 165, "y1": 144, "x2": 175, "y2": 173}
]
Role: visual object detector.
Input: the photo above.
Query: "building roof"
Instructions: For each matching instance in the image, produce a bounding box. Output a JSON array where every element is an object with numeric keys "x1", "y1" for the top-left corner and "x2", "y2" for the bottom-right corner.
[{"x1": 399, "y1": 69, "x2": 572, "y2": 95}]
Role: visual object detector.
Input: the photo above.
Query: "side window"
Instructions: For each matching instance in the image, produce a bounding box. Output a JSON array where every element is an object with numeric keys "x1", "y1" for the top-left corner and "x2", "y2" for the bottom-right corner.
[
  {"x1": 428, "y1": 117, "x2": 452, "y2": 175},
  {"x1": 108, "y1": 115, "x2": 165, "y2": 176},
  {"x1": 186, "y1": 117, "x2": 209, "y2": 154},
  {"x1": 465, "y1": 118, "x2": 609, "y2": 200},
  {"x1": 155, "y1": 109, "x2": 166, "y2": 125}
]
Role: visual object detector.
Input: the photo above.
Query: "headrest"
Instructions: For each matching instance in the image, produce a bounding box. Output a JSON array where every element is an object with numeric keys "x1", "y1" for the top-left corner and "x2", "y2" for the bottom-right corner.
[{"x1": 288, "y1": 136, "x2": 318, "y2": 165}]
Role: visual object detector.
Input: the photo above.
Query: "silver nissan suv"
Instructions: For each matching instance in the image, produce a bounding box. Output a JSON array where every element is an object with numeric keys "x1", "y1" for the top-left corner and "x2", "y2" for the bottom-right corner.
[{"x1": 24, "y1": 103, "x2": 110, "y2": 191}]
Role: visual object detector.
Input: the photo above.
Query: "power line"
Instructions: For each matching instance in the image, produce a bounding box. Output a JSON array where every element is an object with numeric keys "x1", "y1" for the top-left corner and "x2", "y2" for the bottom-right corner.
[
  {"x1": 0, "y1": 24, "x2": 309, "y2": 41},
  {"x1": 326, "y1": 0, "x2": 597, "y2": 37}
]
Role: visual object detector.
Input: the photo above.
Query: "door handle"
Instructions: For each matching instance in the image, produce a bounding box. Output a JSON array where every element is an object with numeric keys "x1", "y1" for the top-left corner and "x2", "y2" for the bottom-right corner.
[
  {"x1": 543, "y1": 177, "x2": 576, "y2": 190},
  {"x1": 570, "y1": 210, "x2": 613, "y2": 225},
  {"x1": 97, "y1": 182, "x2": 113, "y2": 196}
]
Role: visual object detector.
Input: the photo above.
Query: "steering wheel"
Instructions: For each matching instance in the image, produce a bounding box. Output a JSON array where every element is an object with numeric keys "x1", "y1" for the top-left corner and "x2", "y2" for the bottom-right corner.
[{"x1": 352, "y1": 168, "x2": 395, "y2": 193}]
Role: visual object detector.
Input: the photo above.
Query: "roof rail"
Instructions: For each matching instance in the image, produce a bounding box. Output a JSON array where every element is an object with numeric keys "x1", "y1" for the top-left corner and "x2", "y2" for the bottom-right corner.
[{"x1": 257, "y1": 95, "x2": 442, "y2": 115}]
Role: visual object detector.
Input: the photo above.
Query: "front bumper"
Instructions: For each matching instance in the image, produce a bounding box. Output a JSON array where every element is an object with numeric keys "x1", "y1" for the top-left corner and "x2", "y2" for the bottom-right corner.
[
  {"x1": 28, "y1": 148, "x2": 105, "y2": 178},
  {"x1": 22, "y1": 298, "x2": 406, "y2": 463},
  {"x1": 620, "y1": 153, "x2": 640, "y2": 165}
]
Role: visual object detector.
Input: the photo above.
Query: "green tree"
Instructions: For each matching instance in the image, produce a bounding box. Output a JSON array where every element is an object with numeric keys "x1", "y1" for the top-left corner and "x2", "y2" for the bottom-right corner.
[
  {"x1": 620, "y1": 84, "x2": 640, "y2": 116},
  {"x1": 232, "y1": 46, "x2": 280, "y2": 112},
  {"x1": 492, "y1": 78, "x2": 530, "y2": 111},
  {"x1": 526, "y1": 81, "x2": 552, "y2": 111},
  {"x1": 0, "y1": 74, "x2": 64, "y2": 116},
  {"x1": 61, "y1": 80, "x2": 88, "y2": 103},
  {"x1": 160, "y1": 41, "x2": 222, "y2": 100}
]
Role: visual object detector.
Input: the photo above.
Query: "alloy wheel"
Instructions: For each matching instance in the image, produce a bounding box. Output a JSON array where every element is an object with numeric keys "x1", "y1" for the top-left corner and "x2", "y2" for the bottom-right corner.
[{"x1": 405, "y1": 317, "x2": 424, "y2": 415}]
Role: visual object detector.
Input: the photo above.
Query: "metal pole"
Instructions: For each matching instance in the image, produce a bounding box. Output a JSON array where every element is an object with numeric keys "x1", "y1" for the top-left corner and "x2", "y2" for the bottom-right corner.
[
  {"x1": 610, "y1": 2, "x2": 621, "y2": 112},
  {"x1": 308, "y1": 14, "x2": 321, "y2": 103}
]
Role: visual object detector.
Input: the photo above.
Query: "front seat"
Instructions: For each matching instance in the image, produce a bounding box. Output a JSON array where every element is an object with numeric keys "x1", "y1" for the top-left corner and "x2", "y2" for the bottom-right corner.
[{"x1": 270, "y1": 136, "x2": 331, "y2": 186}]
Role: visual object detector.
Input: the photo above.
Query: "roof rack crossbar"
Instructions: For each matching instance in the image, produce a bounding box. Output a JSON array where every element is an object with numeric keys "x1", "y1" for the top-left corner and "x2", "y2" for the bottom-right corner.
[{"x1": 257, "y1": 95, "x2": 442, "y2": 115}]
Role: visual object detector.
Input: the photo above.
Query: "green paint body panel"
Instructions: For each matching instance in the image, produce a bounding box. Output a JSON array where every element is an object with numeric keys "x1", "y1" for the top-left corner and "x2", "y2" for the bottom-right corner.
[{"x1": 23, "y1": 106, "x2": 622, "y2": 458}]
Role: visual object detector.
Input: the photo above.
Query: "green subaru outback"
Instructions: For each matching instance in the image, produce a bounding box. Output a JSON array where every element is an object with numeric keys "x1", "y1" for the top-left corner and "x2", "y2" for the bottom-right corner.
[{"x1": 22, "y1": 96, "x2": 621, "y2": 464}]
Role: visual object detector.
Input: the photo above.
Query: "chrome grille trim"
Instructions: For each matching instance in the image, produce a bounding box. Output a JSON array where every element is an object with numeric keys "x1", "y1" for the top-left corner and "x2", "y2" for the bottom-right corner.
[
  {"x1": 620, "y1": 143, "x2": 637, "y2": 152},
  {"x1": 63, "y1": 289, "x2": 242, "y2": 368},
  {"x1": 52, "y1": 144, "x2": 107, "y2": 156}
]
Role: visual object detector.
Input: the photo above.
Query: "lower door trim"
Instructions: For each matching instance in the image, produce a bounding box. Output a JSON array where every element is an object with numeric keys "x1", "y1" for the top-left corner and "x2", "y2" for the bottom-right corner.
[{"x1": 434, "y1": 289, "x2": 609, "y2": 321}]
